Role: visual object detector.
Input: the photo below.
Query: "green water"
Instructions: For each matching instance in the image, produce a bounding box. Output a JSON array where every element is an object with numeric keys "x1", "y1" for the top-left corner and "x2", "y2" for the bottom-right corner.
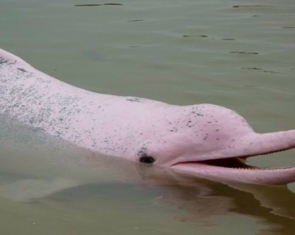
[{"x1": 1, "y1": 0, "x2": 295, "y2": 234}]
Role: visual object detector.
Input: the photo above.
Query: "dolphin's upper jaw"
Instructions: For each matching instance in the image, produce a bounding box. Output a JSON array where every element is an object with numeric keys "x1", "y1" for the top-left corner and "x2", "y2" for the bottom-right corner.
[{"x1": 170, "y1": 150, "x2": 295, "y2": 185}]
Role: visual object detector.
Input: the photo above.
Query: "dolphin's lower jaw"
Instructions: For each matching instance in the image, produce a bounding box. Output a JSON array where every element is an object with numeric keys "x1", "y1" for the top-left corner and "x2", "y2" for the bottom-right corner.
[{"x1": 171, "y1": 154, "x2": 295, "y2": 185}]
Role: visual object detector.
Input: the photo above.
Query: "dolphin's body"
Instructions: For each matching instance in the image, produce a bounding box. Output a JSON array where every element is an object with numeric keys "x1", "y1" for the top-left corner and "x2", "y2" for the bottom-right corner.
[{"x1": 1, "y1": 48, "x2": 295, "y2": 185}]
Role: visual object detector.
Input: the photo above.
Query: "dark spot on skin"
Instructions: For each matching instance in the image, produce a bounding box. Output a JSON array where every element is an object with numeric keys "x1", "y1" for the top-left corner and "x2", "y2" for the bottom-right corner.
[
  {"x1": 169, "y1": 127, "x2": 178, "y2": 132},
  {"x1": 187, "y1": 120, "x2": 194, "y2": 128},
  {"x1": 203, "y1": 133, "x2": 209, "y2": 140},
  {"x1": 17, "y1": 68, "x2": 26, "y2": 72},
  {"x1": 0, "y1": 57, "x2": 16, "y2": 65},
  {"x1": 126, "y1": 97, "x2": 143, "y2": 102},
  {"x1": 0, "y1": 58, "x2": 8, "y2": 64}
]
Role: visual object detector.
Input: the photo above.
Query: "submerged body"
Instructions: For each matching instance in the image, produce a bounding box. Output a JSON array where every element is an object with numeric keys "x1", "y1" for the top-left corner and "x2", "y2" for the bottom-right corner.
[{"x1": 1, "y1": 48, "x2": 295, "y2": 185}]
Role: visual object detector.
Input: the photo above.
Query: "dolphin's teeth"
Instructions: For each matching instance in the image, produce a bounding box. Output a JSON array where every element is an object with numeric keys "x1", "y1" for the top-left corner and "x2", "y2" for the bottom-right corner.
[
  {"x1": 198, "y1": 158, "x2": 295, "y2": 171},
  {"x1": 230, "y1": 166, "x2": 295, "y2": 170}
]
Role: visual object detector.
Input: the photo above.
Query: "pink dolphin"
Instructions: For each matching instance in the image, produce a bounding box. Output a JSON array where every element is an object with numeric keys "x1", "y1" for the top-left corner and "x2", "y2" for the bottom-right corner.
[{"x1": 1, "y1": 48, "x2": 295, "y2": 185}]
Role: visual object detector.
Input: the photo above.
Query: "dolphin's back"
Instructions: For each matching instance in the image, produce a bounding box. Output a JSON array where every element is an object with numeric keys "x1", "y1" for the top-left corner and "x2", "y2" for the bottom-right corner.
[{"x1": 0, "y1": 49, "x2": 165, "y2": 156}]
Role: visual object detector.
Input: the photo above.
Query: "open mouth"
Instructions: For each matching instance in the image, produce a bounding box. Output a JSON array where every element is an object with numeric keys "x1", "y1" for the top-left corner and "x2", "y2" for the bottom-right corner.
[
  {"x1": 196, "y1": 158, "x2": 256, "y2": 169},
  {"x1": 195, "y1": 156, "x2": 295, "y2": 170},
  {"x1": 172, "y1": 146, "x2": 295, "y2": 170},
  {"x1": 171, "y1": 154, "x2": 295, "y2": 185}
]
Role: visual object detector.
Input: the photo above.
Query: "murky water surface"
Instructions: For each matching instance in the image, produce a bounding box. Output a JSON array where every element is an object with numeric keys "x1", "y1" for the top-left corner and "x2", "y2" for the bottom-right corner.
[{"x1": 1, "y1": 0, "x2": 295, "y2": 234}]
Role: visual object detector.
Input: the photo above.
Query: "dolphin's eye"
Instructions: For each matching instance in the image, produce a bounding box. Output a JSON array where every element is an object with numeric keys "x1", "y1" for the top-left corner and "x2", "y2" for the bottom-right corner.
[{"x1": 139, "y1": 156, "x2": 155, "y2": 164}]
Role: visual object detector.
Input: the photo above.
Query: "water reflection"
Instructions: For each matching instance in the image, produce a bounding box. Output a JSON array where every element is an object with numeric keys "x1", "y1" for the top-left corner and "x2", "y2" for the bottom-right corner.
[
  {"x1": 29, "y1": 162, "x2": 295, "y2": 234},
  {"x1": 137, "y1": 166, "x2": 295, "y2": 232}
]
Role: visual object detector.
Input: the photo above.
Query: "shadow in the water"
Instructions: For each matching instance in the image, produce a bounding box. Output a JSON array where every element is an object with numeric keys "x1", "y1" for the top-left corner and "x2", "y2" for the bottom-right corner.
[
  {"x1": 137, "y1": 168, "x2": 295, "y2": 234},
  {"x1": 37, "y1": 164, "x2": 295, "y2": 234}
]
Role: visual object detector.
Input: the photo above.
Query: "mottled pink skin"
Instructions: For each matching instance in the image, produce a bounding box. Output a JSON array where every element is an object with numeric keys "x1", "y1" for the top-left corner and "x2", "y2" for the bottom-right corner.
[{"x1": 1, "y1": 48, "x2": 295, "y2": 185}]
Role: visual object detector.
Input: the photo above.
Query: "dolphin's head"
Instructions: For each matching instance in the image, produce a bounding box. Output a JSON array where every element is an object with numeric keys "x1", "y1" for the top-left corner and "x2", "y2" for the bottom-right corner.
[{"x1": 134, "y1": 104, "x2": 295, "y2": 185}]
